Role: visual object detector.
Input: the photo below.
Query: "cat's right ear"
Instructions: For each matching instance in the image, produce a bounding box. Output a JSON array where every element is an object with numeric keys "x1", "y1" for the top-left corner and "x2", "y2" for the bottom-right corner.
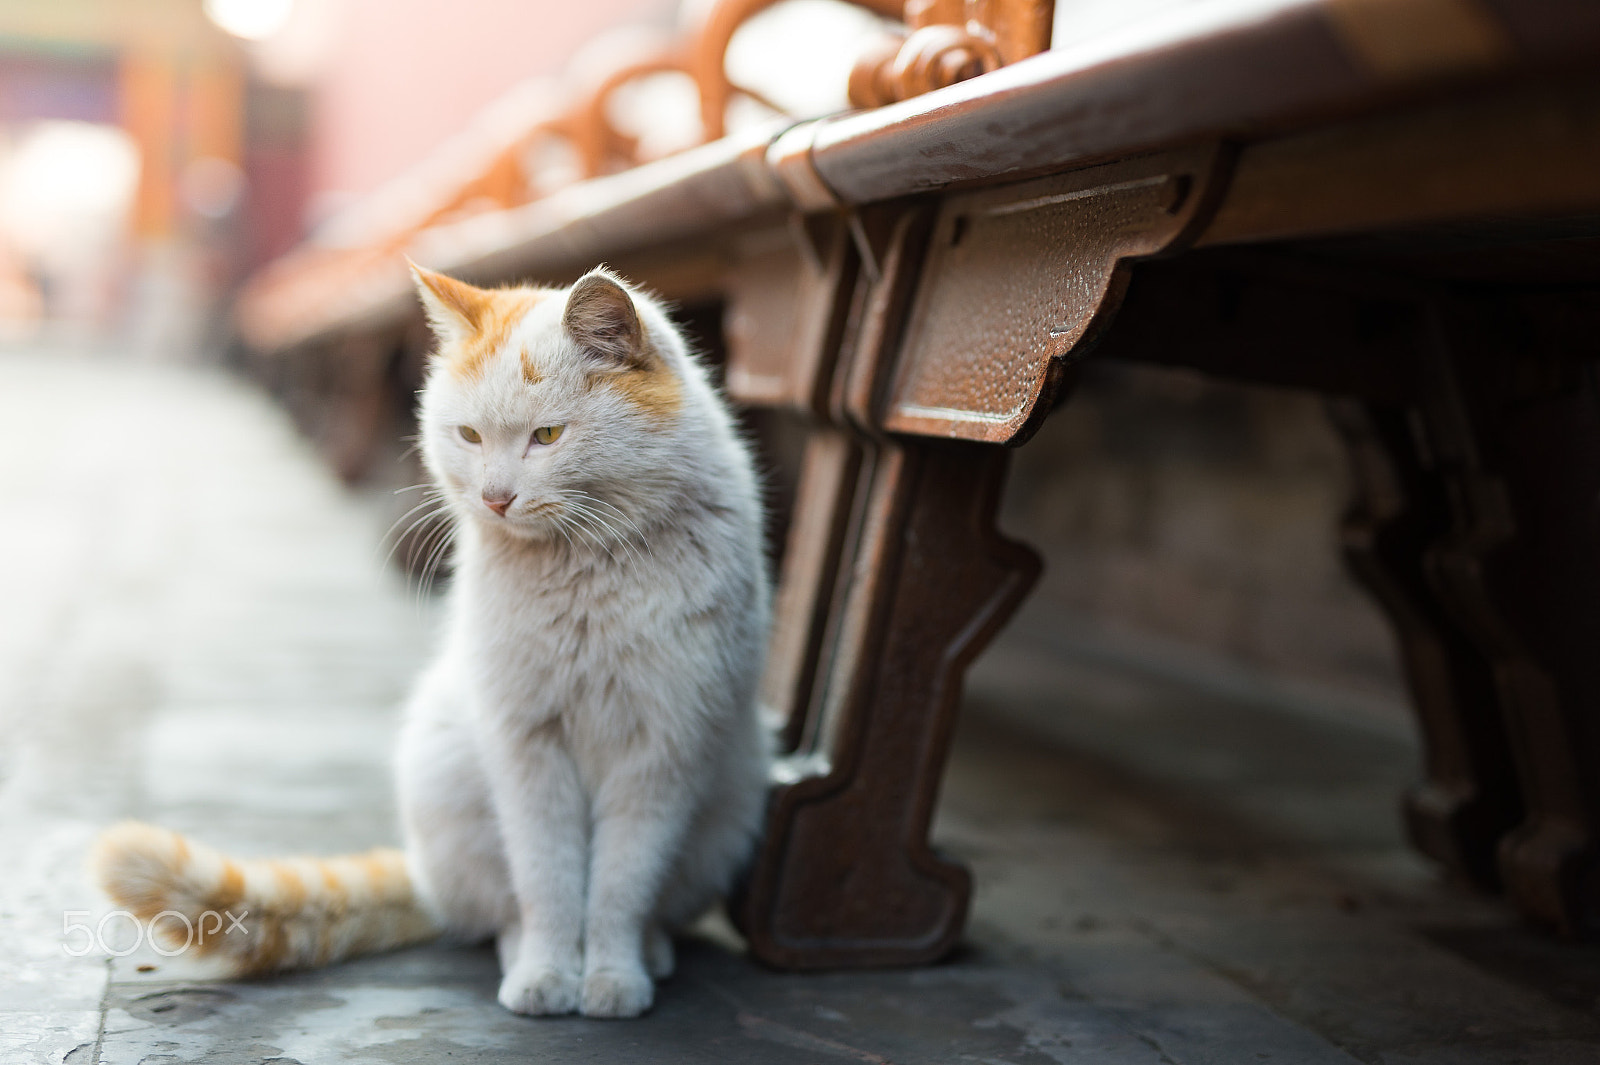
[
  {"x1": 563, "y1": 270, "x2": 645, "y2": 369},
  {"x1": 410, "y1": 260, "x2": 488, "y2": 346}
]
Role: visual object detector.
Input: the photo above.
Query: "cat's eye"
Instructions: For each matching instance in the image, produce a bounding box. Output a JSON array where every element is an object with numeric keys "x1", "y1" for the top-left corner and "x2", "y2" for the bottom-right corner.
[
  {"x1": 458, "y1": 426, "x2": 482, "y2": 443},
  {"x1": 532, "y1": 425, "x2": 564, "y2": 445}
]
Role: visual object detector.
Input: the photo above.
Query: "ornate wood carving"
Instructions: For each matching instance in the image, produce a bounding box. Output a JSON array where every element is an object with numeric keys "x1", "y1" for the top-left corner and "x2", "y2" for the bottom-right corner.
[
  {"x1": 848, "y1": 0, "x2": 1054, "y2": 109},
  {"x1": 238, "y1": 0, "x2": 1056, "y2": 352},
  {"x1": 883, "y1": 146, "x2": 1228, "y2": 444},
  {"x1": 737, "y1": 437, "x2": 1039, "y2": 967}
]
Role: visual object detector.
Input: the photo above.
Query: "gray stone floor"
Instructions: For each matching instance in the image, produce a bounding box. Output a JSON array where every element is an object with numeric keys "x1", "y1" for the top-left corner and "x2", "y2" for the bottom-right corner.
[{"x1": 1, "y1": 349, "x2": 1597, "y2": 1064}]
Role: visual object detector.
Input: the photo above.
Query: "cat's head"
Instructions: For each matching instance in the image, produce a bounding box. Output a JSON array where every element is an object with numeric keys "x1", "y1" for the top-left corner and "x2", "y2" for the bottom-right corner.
[{"x1": 411, "y1": 263, "x2": 688, "y2": 543}]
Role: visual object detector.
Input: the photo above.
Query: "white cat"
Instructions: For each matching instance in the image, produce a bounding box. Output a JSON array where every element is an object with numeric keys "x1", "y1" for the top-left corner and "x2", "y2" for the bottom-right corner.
[{"x1": 95, "y1": 265, "x2": 771, "y2": 1019}]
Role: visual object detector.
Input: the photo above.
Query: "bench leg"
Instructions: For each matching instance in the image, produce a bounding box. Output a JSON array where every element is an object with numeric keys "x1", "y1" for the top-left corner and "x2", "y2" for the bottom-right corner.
[
  {"x1": 736, "y1": 437, "x2": 1040, "y2": 968},
  {"x1": 1416, "y1": 298, "x2": 1600, "y2": 935},
  {"x1": 759, "y1": 426, "x2": 863, "y2": 753},
  {"x1": 1329, "y1": 399, "x2": 1523, "y2": 890}
]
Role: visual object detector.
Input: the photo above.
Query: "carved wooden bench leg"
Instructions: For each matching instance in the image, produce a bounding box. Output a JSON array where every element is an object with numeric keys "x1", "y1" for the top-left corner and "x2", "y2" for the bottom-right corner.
[
  {"x1": 759, "y1": 425, "x2": 863, "y2": 753},
  {"x1": 1414, "y1": 297, "x2": 1600, "y2": 935},
  {"x1": 736, "y1": 436, "x2": 1039, "y2": 968},
  {"x1": 1328, "y1": 399, "x2": 1523, "y2": 890}
]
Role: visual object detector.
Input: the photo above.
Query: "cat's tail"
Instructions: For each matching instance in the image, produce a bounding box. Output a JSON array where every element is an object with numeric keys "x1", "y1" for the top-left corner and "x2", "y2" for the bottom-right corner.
[{"x1": 92, "y1": 821, "x2": 440, "y2": 975}]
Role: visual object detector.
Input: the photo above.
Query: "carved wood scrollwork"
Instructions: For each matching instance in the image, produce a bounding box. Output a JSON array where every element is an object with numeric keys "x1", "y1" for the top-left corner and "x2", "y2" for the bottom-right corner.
[
  {"x1": 464, "y1": 0, "x2": 1052, "y2": 209},
  {"x1": 848, "y1": 0, "x2": 1053, "y2": 109},
  {"x1": 883, "y1": 146, "x2": 1230, "y2": 444},
  {"x1": 238, "y1": 0, "x2": 1059, "y2": 352}
]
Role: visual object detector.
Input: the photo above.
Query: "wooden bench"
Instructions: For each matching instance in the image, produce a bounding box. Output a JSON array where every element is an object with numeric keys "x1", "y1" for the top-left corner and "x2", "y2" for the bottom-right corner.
[{"x1": 235, "y1": 0, "x2": 1600, "y2": 962}]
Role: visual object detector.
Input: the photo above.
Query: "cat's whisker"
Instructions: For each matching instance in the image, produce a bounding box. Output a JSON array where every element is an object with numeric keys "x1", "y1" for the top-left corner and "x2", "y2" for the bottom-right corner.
[
  {"x1": 566, "y1": 489, "x2": 645, "y2": 538},
  {"x1": 555, "y1": 514, "x2": 604, "y2": 567},
  {"x1": 408, "y1": 509, "x2": 457, "y2": 602},
  {"x1": 582, "y1": 494, "x2": 649, "y2": 542},
  {"x1": 381, "y1": 511, "x2": 442, "y2": 575},
  {"x1": 383, "y1": 493, "x2": 449, "y2": 546},
  {"x1": 570, "y1": 507, "x2": 635, "y2": 570},
  {"x1": 560, "y1": 494, "x2": 647, "y2": 567},
  {"x1": 582, "y1": 495, "x2": 654, "y2": 566},
  {"x1": 560, "y1": 499, "x2": 638, "y2": 568},
  {"x1": 562, "y1": 510, "x2": 622, "y2": 566},
  {"x1": 420, "y1": 525, "x2": 458, "y2": 602},
  {"x1": 381, "y1": 495, "x2": 445, "y2": 546},
  {"x1": 380, "y1": 496, "x2": 452, "y2": 573},
  {"x1": 548, "y1": 513, "x2": 578, "y2": 557},
  {"x1": 417, "y1": 521, "x2": 459, "y2": 604},
  {"x1": 588, "y1": 508, "x2": 649, "y2": 569},
  {"x1": 424, "y1": 518, "x2": 457, "y2": 584}
]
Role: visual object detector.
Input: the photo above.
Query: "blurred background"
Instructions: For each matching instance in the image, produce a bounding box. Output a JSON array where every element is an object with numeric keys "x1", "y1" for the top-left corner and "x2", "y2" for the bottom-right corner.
[
  {"x1": 0, "y1": 0, "x2": 904, "y2": 353},
  {"x1": 0, "y1": 0, "x2": 691, "y2": 354},
  {"x1": 0, "y1": 0, "x2": 1239, "y2": 352}
]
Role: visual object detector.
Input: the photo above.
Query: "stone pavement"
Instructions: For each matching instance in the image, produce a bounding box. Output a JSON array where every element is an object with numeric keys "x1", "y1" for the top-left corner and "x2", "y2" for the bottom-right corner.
[{"x1": 1, "y1": 349, "x2": 1597, "y2": 1064}]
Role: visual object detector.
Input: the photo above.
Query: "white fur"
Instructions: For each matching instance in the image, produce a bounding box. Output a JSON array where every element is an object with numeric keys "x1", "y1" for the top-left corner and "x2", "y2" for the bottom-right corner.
[{"x1": 395, "y1": 269, "x2": 770, "y2": 1018}]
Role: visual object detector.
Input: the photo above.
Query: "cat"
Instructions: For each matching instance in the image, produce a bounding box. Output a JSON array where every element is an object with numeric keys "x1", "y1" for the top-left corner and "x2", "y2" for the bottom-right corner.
[{"x1": 94, "y1": 264, "x2": 772, "y2": 1019}]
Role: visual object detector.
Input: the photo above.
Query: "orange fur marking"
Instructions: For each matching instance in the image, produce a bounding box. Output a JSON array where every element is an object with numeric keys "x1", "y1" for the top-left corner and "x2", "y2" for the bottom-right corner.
[
  {"x1": 358, "y1": 849, "x2": 406, "y2": 895},
  {"x1": 92, "y1": 822, "x2": 436, "y2": 976},
  {"x1": 522, "y1": 349, "x2": 546, "y2": 385},
  {"x1": 413, "y1": 262, "x2": 556, "y2": 381},
  {"x1": 252, "y1": 919, "x2": 288, "y2": 973},
  {"x1": 183, "y1": 858, "x2": 245, "y2": 958},
  {"x1": 413, "y1": 267, "x2": 488, "y2": 331},
  {"x1": 445, "y1": 286, "x2": 552, "y2": 381},
  {"x1": 604, "y1": 345, "x2": 682, "y2": 420},
  {"x1": 213, "y1": 858, "x2": 247, "y2": 910},
  {"x1": 269, "y1": 861, "x2": 308, "y2": 912}
]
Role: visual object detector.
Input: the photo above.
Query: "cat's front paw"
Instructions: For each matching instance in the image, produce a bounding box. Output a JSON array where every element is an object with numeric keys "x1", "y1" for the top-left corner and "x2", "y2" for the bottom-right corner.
[
  {"x1": 581, "y1": 964, "x2": 654, "y2": 1018},
  {"x1": 498, "y1": 963, "x2": 582, "y2": 1016}
]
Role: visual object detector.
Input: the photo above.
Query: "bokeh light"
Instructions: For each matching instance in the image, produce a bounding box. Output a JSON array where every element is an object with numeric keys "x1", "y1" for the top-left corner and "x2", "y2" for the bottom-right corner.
[{"x1": 203, "y1": 0, "x2": 296, "y2": 41}]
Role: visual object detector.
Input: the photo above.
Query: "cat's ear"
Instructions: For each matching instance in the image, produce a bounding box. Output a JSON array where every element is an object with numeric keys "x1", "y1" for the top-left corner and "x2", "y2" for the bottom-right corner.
[
  {"x1": 563, "y1": 270, "x2": 645, "y2": 369},
  {"x1": 410, "y1": 261, "x2": 489, "y2": 345}
]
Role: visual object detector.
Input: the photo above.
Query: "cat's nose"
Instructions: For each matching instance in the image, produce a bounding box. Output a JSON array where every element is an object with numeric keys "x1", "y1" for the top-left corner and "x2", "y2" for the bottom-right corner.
[{"x1": 482, "y1": 491, "x2": 516, "y2": 517}]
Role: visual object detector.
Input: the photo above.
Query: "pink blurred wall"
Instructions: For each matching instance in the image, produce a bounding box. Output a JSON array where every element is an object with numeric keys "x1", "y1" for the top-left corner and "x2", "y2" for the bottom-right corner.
[{"x1": 309, "y1": 0, "x2": 674, "y2": 208}]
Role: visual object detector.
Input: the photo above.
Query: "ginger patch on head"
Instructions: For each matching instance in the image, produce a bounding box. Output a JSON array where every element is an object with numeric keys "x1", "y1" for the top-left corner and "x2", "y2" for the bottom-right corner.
[
  {"x1": 445, "y1": 288, "x2": 550, "y2": 381},
  {"x1": 410, "y1": 262, "x2": 552, "y2": 381},
  {"x1": 605, "y1": 356, "x2": 683, "y2": 420},
  {"x1": 521, "y1": 350, "x2": 545, "y2": 386}
]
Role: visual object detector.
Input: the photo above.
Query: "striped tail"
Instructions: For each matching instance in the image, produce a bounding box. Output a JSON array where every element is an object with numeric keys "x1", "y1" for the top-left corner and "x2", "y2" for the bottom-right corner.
[{"x1": 92, "y1": 822, "x2": 440, "y2": 975}]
